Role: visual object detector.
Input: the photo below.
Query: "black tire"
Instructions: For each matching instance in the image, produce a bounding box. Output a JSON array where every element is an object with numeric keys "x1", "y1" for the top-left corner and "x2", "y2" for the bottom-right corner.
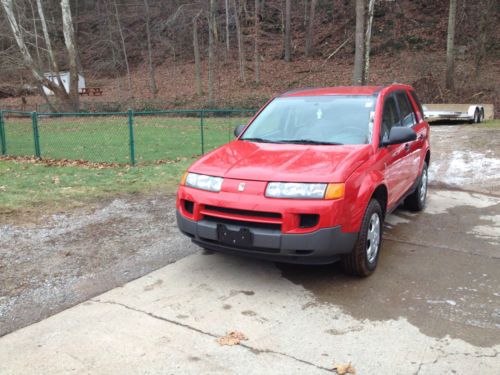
[
  {"x1": 479, "y1": 108, "x2": 485, "y2": 123},
  {"x1": 342, "y1": 199, "x2": 383, "y2": 277},
  {"x1": 404, "y1": 161, "x2": 428, "y2": 212}
]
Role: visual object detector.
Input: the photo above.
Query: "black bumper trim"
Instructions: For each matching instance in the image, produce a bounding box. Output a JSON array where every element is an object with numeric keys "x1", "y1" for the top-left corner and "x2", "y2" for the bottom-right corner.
[{"x1": 176, "y1": 210, "x2": 358, "y2": 265}]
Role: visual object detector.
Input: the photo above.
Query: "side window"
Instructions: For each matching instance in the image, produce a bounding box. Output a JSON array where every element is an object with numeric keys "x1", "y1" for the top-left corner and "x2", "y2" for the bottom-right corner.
[
  {"x1": 409, "y1": 90, "x2": 424, "y2": 120},
  {"x1": 381, "y1": 96, "x2": 400, "y2": 141},
  {"x1": 396, "y1": 92, "x2": 417, "y2": 127}
]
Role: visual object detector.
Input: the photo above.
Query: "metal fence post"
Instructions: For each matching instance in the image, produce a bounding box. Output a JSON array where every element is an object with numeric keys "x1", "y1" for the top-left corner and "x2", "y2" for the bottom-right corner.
[
  {"x1": 31, "y1": 111, "x2": 41, "y2": 158},
  {"x1": 128, "y1": 109, "x2": 136, "y2": 166},
  {"x1": 200, "y1": 110, "x2": 205, "y2": 155},
  {"x1": 0, "y1": 110, "x2": 6, "y2": 155}
]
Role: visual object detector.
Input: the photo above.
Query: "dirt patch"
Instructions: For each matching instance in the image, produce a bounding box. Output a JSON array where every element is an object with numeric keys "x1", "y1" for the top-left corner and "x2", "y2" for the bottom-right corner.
[{"x1": 0, "y1": 195, "x2": 197, "y2": 337}]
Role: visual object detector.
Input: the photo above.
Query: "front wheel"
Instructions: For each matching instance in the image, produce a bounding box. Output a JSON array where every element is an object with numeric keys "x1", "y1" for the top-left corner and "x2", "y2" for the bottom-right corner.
[{"x1": 342, "y1": 199, "x2": 383, "y2": 277}]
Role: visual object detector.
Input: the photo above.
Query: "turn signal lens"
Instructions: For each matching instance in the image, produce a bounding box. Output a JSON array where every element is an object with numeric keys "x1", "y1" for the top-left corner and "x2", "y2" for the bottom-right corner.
[
  {"x1": 324, "y1": 183, "x2": 345, "y2": 200},
  {"x1": 180, "y1": 171, "x2": 188, "y2": 185}
]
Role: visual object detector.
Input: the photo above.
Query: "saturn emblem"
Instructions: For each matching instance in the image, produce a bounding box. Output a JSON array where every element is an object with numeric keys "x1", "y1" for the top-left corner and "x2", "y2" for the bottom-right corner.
[{"x1": 238, "y1": 182, "x2": 246, "y2": 192}]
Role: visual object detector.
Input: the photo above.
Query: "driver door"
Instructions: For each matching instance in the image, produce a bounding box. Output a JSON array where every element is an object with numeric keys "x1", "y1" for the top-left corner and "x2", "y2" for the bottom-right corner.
[{"x1": 379, "y1": 95, "x2": 408, "y2": 208}]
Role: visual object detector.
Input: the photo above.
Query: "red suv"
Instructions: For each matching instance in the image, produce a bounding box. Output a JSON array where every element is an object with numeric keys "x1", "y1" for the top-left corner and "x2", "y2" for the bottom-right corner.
[{"x1": 177, "y1": 85, "x2": 430, "y2": 276}]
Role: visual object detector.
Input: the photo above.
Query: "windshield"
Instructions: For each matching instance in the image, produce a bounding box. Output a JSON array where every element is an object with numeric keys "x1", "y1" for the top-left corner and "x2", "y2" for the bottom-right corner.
[{"x1": 241, "y1": 95, "x2": 376, "y2": 145}]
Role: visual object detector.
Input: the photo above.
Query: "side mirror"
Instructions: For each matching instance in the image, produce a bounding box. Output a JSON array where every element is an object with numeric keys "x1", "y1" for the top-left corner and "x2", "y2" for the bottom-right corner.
[
  {"x1": 382, "y1": 127, "x2": 416, "y2": 146},
  {"x1": 234, "y1": 124, "x2": 246, "y2": 138}
]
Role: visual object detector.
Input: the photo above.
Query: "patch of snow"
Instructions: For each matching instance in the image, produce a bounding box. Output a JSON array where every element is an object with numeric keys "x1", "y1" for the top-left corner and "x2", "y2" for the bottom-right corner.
[
  {"x1": 428, "y1": 150, "x2": 500, "y2": 187},
  {"x1": 469, "y1": 214, "x2": 500, "y2": 243}
]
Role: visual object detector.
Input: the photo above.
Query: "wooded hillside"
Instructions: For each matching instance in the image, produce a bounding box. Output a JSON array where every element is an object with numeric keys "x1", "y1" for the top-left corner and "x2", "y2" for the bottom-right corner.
[{"x1": 1, "y1": 0, "x2": 499, "y2": 114}]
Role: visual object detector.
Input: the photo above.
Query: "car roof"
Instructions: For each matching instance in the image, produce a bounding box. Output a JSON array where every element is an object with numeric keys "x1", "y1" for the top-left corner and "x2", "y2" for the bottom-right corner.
[{"x1": 280, "y1": 84, "x2": 413, "y2": 97}]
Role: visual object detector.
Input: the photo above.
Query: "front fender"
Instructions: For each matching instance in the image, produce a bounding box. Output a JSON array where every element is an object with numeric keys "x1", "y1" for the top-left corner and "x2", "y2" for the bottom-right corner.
[{"x1": 343, "y1": 169, "x2": 386, "y2": 232}]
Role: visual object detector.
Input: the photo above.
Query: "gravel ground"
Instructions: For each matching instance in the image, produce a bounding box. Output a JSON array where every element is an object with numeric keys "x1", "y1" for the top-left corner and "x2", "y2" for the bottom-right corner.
[
  {"x1": 1, "y1": 123, "x2": 498, "y2": 338},
  {"x1": 0, "y1": 196, "x2": 198, "y2": 336}
]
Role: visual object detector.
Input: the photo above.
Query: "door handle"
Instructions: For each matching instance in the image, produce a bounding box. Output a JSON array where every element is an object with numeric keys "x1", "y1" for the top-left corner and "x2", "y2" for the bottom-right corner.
[{"x1": 404, "y1": 143, "x2": 410, "y2": 151}]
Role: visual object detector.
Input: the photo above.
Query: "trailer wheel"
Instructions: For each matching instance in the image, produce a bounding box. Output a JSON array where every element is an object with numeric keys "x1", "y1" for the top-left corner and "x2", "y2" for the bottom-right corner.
[{"x1": 470, "y1": 108, "x2": 480, "y2": 124}]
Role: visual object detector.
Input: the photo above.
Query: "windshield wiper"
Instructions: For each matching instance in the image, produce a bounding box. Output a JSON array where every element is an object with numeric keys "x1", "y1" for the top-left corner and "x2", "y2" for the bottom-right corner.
[
  {"x1": 276, "y1": 139, "x2": 344, "y2": 145},
  {"x1": 240, "y1": 137, "x2": 280, "y2": 143}
]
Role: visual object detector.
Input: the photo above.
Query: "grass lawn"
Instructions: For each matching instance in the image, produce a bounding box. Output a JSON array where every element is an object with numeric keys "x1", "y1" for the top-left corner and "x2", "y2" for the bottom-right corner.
[
  {"x1": 0, "y1": 113, "x2": 254, "y2": 213},
  {"x1": 1, "y1": 113, "x2": 253, "y2": 164},
  {"x1": 0, "y1": 158, "x2": 192, "y2": 213},
  {"x1": 478, "y1": 119, "x2": 500, "y2": 128}
]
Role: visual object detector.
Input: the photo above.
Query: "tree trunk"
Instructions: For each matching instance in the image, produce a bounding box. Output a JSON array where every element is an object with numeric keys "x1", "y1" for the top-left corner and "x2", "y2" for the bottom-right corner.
[
  {"x1": 36, "y1": 0, "x2": 65, "y2": 90},
  {"x1": 113, "y1": 0, "x2": 132, "y2": 96},
  {"x1": 474, "y1": 0, "x2": 492, "y2": 77},
  {"x1": 193, "y1": 12, "x2": 203, "y2": 96},
  {"x1": 143, "y1": 0, "x2": 158, "y2": 97},
  {"x1": 352, "y1": 0, "x2": 365, "y2": 86},
  {"x1": 254, "y1": 0, "x2": 260, "y2": 84},
  {"x1": 225, "y1": 0, "x2": 230, "y2": 52},
  {"x1": 363, "y1": 0, "x2": 375, "y2": 85},
  {"x1": 208, "y1": 0, "x2": 216, "y2": 103},
  {"x1": 61, "y1": 0, "x2": 80, "y2": 111},
  {"x1": 305, "y1": 0, "x2": 317, "y2": 57},
  {"x1": 445, "y1": 0, "x2": 457, "y2": 91},
  {"x1": 232, "y1": 0, "x2": 246, "y2": 83},
  {"x1": 284, "y1": 0, "x2": 291, "y2": 62}
]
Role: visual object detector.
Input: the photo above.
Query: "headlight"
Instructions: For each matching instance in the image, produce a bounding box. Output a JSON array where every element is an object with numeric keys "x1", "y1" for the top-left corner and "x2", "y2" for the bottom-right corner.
[
  {"x1": 265, "y1": 182, "x2": 344, "y2": 199},
  {"x1": 184, "y1": 173, "x2": 223, "y2": 192}
]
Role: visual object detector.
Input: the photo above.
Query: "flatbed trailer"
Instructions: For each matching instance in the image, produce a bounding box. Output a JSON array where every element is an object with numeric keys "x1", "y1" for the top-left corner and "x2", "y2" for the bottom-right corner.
[{"x1": 423, "y1": 104, "x2": 486, "y2": 123}]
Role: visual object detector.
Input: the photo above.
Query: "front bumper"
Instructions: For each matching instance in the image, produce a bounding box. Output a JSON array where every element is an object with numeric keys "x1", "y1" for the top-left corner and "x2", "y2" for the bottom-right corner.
[{"x1": 177, "y1": 210, "x2": 358, "y2": 265}]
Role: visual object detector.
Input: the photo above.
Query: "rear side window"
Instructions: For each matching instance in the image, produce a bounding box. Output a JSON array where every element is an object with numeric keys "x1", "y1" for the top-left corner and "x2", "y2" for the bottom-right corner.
[
  {"x1": 381, "y1": 96, "x2": 400, "y2": 141},
  {"x1": 396, "y1": 92, "x2": 417, "y2": 127},
  {"x1": 409, "y1": 90, "x2": 424, "y2": 120}
]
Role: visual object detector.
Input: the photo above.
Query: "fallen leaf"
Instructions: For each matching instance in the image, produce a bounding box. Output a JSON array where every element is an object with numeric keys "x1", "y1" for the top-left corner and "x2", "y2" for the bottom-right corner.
[
  {"x1": 52, "y1": 176, "x2": 60, "y2": 184},
  {"x1": 216, "y1": 331, "x2": 248, "y2": 346},
  {"x1": 332, "y1": 363, "x2": 356, "y2": 374}
]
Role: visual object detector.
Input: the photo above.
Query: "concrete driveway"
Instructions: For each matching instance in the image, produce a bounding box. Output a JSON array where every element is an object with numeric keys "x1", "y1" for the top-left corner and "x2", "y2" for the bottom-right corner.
[{"x1": 0, "y1": 188, "x2": 498, "y2": 374}]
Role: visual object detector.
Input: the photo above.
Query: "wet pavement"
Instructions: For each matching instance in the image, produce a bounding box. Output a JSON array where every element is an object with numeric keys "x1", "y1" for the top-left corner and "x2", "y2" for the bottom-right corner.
[{"x1": 0, "y1": 188, "x2": 499, "y2": 374}]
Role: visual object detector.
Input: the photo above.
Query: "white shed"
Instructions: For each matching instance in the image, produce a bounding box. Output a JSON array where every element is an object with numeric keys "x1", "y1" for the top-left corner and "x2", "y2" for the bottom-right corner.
[{"x1": 42, "y1": 72, "x2": 85, "y2": 96}]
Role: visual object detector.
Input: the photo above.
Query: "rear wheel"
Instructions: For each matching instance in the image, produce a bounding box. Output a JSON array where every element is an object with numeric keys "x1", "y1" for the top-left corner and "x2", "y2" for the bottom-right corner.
[
  {"x1": 404, "y1": 161, "x2": 428, "y2": 211},
  {"x1": 342, "y1": 199, "x2": 383, "y2": 277}
]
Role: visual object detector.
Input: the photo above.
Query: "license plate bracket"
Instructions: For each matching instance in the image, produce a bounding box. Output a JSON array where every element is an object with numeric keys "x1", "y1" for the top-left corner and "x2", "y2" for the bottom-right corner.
[{"x1": 217, "y1": 224, "x2": 253, "y2": 247}]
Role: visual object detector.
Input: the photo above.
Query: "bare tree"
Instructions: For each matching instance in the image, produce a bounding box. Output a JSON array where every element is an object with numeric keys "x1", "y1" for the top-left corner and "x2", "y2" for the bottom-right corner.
[
  {"x1": 305, "y1": 0, "x2": 317, "y2": 57},
  {"x1": 61, "y1": 0, "x2": 79, "y2": 110},
  {"x1": 193, "y1": 10, "x2": 203, "y2": 96},
  {"x1": 284, "y1": 0, "x2": 291, "y2": 62},
  {"x1": 445, "y1": 0, "x2": 457, "y2": 91},
  {"x1": 113, "y1": 0, "x2": 132, "y2": 96},
  {"x1": 2, "y1": 0, "x2": 78, "y2": 111},
  {"x1": 143, "y1": 0, "x2": 158, "y2": 97},
  {"x1": 352, "y1": 0, "x2": 365, "y2": 85},
  {"x1": 232, "y1": 0, "x2": 246, "y2": 83},
  {"x1": 254, "y1": 0, "x2": 260, "y2": 83},
  {"x1": 363, "y1": 0, "x2": 375, "y2": 84},
  {"x1": 208, "y1": 0, "x2": 216, "y2": 103}
]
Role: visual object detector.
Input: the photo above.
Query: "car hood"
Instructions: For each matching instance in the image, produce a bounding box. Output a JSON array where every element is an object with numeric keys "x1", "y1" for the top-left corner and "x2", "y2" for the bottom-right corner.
[{"x1": 189, "y1": 140, "x2": 372, "y2": 183}]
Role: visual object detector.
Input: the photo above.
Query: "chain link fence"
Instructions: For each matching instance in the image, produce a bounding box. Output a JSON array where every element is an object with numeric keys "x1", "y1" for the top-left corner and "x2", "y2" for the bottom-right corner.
[{"x1": 0, "y1": 109, "x2": 255, "y2": 165}]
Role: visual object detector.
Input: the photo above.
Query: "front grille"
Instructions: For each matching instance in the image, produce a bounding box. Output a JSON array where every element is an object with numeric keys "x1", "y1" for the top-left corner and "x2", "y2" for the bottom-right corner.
[
  {"x1": 203, "y1": 215, "x2": 281, "y2": 230},
  {"x1": 204, "y1": 205, "x2": 281, "y2": 219}
]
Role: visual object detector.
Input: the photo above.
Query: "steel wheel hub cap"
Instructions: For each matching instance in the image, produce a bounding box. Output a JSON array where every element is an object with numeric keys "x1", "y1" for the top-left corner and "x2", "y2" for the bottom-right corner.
[
  {"x1": 366, "y1": 213, "x2": 381, "y2": 263},
  {"x1": 420, "y1": 169, "x2": 428, "y2": 203}
]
